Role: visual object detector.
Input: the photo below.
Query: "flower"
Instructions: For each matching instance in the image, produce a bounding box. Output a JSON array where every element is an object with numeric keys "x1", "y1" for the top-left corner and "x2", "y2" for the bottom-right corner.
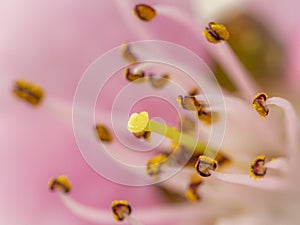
[{"x1": 3, "y1": 1, "x2": 300, "y2": 225}]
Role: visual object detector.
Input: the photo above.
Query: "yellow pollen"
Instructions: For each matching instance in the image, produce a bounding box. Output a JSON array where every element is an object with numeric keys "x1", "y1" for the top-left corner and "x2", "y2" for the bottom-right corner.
[
  {"x1": 96, "y1": 124, "x2": 113, "y2": 143},
  {"x1": 48, "y1": 176, "x2": 71, "y2": 193},
  {"x1": 149, "y1": 74, "x2": 170, "y2": 89},
  {"x1": 146, "y1": 154, "x2": 168, "y2": 178},
  {"x1": 124, "y1": 68, "x2": 145, "y2": 82},
  {"x1": 121, "y1": 43, "x2": 138, "y2": 64},
  {"x1": 203, "y1": 22, "x2": 230, "y2": 44},
  {"x1": 133, "y1": 4, "x2": 156, "y2": 22},
  {"x1": 252, "y1": 92, "x2": 269, "y2": 117},
  {"x1": 133, "y1": 131, "x2": 151, "y2": 139},
  {"x1": 128, "y1": 111, "x2": 150, "y2": 133},
  {"x1": 110, "y1": 200, "x2": 132, "y2": 221},
  {"x1": 249, "y1": 155, "x2": 267, "y2": 179},
  {"x1": 195, "y1": 155, "x2": 218, "y2": 177},
  {"x1": 13, "y1": 79, "x2": 44, "y2": 106},
  {"x1": 186, "y1": 172, "x2": 202, "y2": 202}
]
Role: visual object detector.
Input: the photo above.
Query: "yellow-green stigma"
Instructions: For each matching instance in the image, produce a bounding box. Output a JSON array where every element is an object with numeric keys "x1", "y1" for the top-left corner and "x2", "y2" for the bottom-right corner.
[
  {"x1": 203, "y1": 22, "x2": 230, "y2": 44},
  {"x1": 127, "y1": 112, "x2": 215, "y2": 155}
]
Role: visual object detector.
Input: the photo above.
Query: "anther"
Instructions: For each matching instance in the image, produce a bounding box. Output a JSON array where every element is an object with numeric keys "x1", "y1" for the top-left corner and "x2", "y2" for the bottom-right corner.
[
  {"x1": 133, "y1": 4, "x2": 156, "y2": 22},
  {"x1": 188, "y1": 86, "x2": 199, "y2": 96},
  {"x1": 203, "y1": 22, "x2": 230, "y2": 44},
  {"x1": 133, "y1": 131, "x2": 151, "y2": 139},
  {"x1": 149, "y1": 74, "x2": 170, "y2": 89},
  {"x1": 146, "y1": 154, "x2": 168, "y2": 178},
  {"x1": 252, "y1": 92, "x2": 269, "y2": 117},
  {"x1": 124, "y1": 68, "x2": 145, "y2": 82},
  {"x1": 110, "y1": 200, "x2": 132, "y2": 221},
  {"x1": 195, "y1": 155, "x2": 218, "y2": 177},
  {"x1": 121, "y1": 43, "x2": 138, "y2": 64},
  {"x1": 250, "y1": 155, "x2": 267, "y2": 179},
  {"x1": 128, "y1": 111, "x2": 149, "y2": 133},
  {"x1": 176, "y1": 95, "x2": 205, "y2": 111},
  {"x1": 13, "y1": 79, "x2": 44, "y2": 106},
  {"x1": 48, "y1": 176, "x2": 71, "y2": 193},
  {"x1": 96, "y1": 124, "x2": 113, "y2": 143},
  {"x1": 185, "y1": 172, "x2": 203, "y2": 202}
]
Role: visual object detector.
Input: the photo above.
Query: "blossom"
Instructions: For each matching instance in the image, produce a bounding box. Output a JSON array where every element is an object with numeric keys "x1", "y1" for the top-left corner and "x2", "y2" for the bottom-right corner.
[{"x1": 2, "y1": 1, "x2": 300, "y2": 225}]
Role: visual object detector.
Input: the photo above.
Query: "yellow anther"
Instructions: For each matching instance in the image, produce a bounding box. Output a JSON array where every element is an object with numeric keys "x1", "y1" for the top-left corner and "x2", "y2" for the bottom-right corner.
[
  {"x1": 133, "y1": 4, "x2": 156, "y2": 22},
  {"x1": 127, "y1": 111, "x2": 149, "y2": 133},
  {"x1": 96, "y1": 124, "x2": 113, "y2": 143},
  {"x1": 195, "y1": 155, "x2": 218, "y2": 177},
  {"x1": 203, "y1": 22, "x2": 230, "y2": 44},
  {"x1": 133, "y1": 131, "x2": 151, "y2": 139},
  {"x1": 48, "y1": 176, "x2": 71, "y2": 193},
  {"x1": 121, "y1": 43, "x2": 138, "y2": 64},
  {"x1": 249, "y1": 155, "x2": 267, "y2": 179},
  {"x1": 149, "y1": 74, "x2": 170, "y2": 89},
  {"x1": 110, "y1": 200, "x2": 132, "y2": 221},
  {"x1": 188, "y1": 86, "x2": 199, "y2": 96},
  {"x1": 186, "y1": 172, "x2": 202, "y2": 202},
  {"x1": 13, "y1": 79, "x2": 44, "y2": 106},
  {"x1": 124, "y1": 68, "x2": 145, "y2": 82},
  {"x1": 197, "y1": 109, "x2": 218, "y2": 125},
  {"x1": 252, "y1": 92, "x2": 269, "y2": 117},
  {"x1": 176, "y1": 95, "x2": 204, "y2": 111},
  {"x1": 146, "y1": 154, "x2": 168, "y2": 178}
]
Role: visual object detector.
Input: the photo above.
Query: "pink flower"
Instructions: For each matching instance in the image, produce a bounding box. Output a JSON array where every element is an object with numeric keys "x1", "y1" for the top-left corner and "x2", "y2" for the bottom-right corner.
[{"x1": 2, "y1": 1, "x2": 300, "y2": 225}]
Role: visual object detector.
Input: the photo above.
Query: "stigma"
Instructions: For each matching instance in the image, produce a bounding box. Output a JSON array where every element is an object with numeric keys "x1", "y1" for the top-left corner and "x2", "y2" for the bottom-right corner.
[{"x1": 13, "y1": 79, "x2": 44, "y2": 106}]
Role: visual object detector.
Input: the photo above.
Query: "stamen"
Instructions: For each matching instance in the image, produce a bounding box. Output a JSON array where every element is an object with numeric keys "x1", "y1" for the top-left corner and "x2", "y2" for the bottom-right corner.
[
  {"x1": 95, "y1": 124, "x2": 113, "y2": 143},
  {"x1": 13, "y1": 79, "x2": 44, "y2": 106},
  {"x1": 111, "y1": 200, "x2": 132, "y2": 221},
  {"x1": 249, "y1": 155, "x2": 267, "y2": 179},
  {"x1": 48, "y1": 176, "x2": 71, "y2": 193},
  {"x1": 124, "y1": 68, "x2": 145, "y2": 82},
  {"x1": 266, "y1": 96, "x2": 299, "y2": 171},
  {"x1": 252, "y1": 92, "x2": 269, "y2": 117},
  {"x1": 121, "y1": 43, "x2": 138, "y2": 64},
  {"x1": 188, "y1": 86, "x2": 199, "y2": 96},
  {"x1": 133, "y1": 131, "x2": 151, "y2": 139},
  {"x1": 133, "y1": 4, "x2": 157, "y2": 22},
  {"x1": 127, "y1": 112, "x2": 215, "y2": 155},
  {"x1": 195, "y1": 155, "x2": 218, "y2": 177},
  {"x1": 185, "y1": 172, "x2": 203, "y2": 202},
  {"x1": 148, "y1": 74, "x2": 170, "y2": 89},
  {"x1": 146, "y1": 154, "x2": 168, "y2": 178},
  {"x1": 203, "y1": 22, "x2": 230, "y2": 44}
]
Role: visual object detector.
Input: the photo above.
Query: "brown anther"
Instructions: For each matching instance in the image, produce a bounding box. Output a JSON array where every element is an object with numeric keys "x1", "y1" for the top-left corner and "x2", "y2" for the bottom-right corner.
[
  {"x1": 195, "y1": 155, "x2": 217, "y2": 177},
  {"x1": 176, "y1": 95, "x2": 205, "y2": 111},
  {"x1": 111, "y1": 200, "x2": 132, "y2": 221},
  {"x1": 250, "y1": 155, "x2": 267, "y2": 179},
  {"x1": 146, "y1": 154, "x2": 168, "y2": 177},
  {"x1": 96, "y1": 124, "x2": 113, "y2": 143},
  {"x1": 124, "y1": 68, "x2": 145, "y2": 82},
  {"x1": 133, "y1": 4, "x2": 156, "y2": 22},
  {"x1": 133, "y1": 131, "x2": 151, "y2": 139},
  {"x1": 149, "y1": 74, "x2": 170, "y2": 89},
  {"x1": 252, "y1": 92, "x2": 269, "y2": 117},
  {"x1": 186, "y1": 172, "x2": 203, "y2": 202},
  {"x1": 203, "y1": 22, "x2": 230, "y2": 44},
  {"x1": 13, "y1": 79, "x2": 44, "y2": 106},
  {"x1": 121, "y1": 43, "x2": 138, "y2": 64},
  {"x1": 48, "y1": 176, "x2": 71, "y2": 193},
  {"x1": 188, "y1": 86, "x2": 199, "y2": 96}
]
